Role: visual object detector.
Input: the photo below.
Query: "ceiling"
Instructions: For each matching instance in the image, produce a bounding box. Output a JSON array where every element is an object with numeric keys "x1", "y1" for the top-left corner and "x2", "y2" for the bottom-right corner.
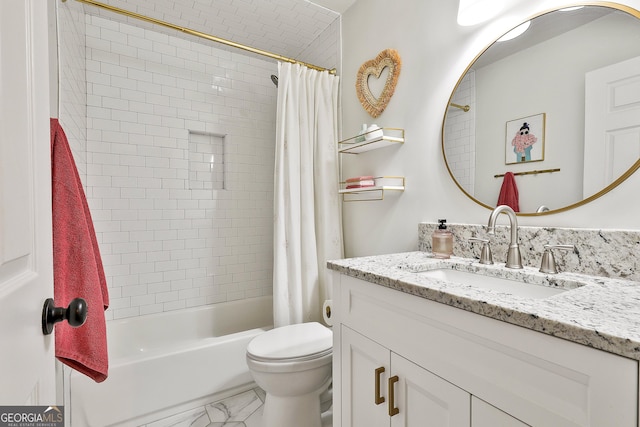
[{"x1": 77, "y1": 0, "x2": 350, "y2": 64}]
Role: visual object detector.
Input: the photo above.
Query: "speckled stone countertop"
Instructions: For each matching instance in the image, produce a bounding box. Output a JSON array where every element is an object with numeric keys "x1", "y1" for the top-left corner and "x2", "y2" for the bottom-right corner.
[{"x1": 328, "y1": 251, "x2": 640, "y2": 361}]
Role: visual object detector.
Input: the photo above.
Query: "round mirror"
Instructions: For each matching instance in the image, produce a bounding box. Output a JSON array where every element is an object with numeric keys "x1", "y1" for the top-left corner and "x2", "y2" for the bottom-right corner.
[{"x1": 443, "y1": 4, "x2": 640, "y2": 215}]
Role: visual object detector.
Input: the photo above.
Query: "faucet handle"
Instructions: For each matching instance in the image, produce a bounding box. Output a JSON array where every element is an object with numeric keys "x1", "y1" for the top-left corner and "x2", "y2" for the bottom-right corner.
[
  {"x1": 469, "y1": 237, "x2": 493, "y2": 265},
  {"x1": 539, "y1": 244, "x2": 575, "y2": 274}
]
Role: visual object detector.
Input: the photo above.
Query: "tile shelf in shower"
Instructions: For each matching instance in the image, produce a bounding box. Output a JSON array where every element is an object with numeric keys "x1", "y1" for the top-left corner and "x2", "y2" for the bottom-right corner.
[{"x1": 338, "y1": 127, "x2": 404, "y2": 154}]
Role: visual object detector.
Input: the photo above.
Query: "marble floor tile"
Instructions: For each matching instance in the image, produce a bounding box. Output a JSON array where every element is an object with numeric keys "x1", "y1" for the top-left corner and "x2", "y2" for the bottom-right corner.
[
  {"x1": 243, "y1": 404, "x2": 264, "y2": 427},
  {"x1": 253, "y1": 387, "x2": 266, "y2": 403},
  {"x1": 145, "y1": 407, "x2": 209, "y2": 427},
  {"x1": 143, "y1": 385, "x2": 332, "y2": 427},
  {"x1": 205, "y1": 389, "x2": 262, "y2": 423},
  {"x1": 205, "y1": 423, "x2": 245, "y2": 427}
]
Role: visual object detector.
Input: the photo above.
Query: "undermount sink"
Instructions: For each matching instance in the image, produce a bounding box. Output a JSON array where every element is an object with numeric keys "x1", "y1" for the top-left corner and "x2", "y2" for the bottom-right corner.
[{"x1": 419, "y1": 268, "x2": 576, "y2": 299}]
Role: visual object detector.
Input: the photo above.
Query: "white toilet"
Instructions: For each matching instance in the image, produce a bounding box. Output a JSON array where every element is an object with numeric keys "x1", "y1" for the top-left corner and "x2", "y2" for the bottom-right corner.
[{"x1": 246, "y1": 321, "x2": 332, "y2": 427}]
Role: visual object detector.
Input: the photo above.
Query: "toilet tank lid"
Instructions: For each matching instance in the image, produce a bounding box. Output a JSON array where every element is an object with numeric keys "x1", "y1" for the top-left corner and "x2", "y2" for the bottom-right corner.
[{"x1": 247, "y1": 322, "x2": 332, "y2": 359}]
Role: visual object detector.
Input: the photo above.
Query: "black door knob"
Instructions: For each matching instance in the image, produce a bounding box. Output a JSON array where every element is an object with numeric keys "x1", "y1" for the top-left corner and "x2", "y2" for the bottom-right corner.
[{"x1": 42, "y1": 298, "x2": 88, "y2": 335}]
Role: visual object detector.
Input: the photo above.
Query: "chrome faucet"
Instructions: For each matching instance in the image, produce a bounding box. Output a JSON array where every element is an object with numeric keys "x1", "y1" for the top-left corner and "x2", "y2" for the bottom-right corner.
[{"x1": 487, "y1": 205, "x2": 523, "y2": 269}]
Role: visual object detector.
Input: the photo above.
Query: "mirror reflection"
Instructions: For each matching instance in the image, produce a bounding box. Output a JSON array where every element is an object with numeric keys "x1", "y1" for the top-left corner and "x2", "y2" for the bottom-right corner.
[{"x1": 443, "y1": 5, "x2": 640, "y2": 214}]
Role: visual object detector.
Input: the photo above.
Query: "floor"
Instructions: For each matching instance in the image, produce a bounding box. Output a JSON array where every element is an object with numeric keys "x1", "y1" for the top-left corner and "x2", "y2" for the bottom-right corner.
[{"x1": 143, "y1": 387, "x2": 333, "y2": 427}]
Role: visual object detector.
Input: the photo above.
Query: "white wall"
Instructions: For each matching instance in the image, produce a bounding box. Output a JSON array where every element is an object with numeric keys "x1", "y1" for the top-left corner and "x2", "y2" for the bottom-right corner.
[
  {"x1": 81, "y1": 12, "x2": 342, "y2": 320},
  {"x1": 444, "y1": 70, "x2": 475, "y2": 196},
  {"x1": 52, "y1": 4, "x2": 340, "y2": 321},
  {"x1": 84, "y1": 15, "x2": 279, "y2": 320},
  {"x1": 56, "y1": 0, "x2": 87, "y2": 181},
  {"x1": 341, "y1": 0, "x2": 640, "y2": 258}
]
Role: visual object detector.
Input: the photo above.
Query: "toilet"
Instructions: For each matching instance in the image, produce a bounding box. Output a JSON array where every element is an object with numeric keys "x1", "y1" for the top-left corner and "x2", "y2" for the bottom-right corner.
[{"x1": 246, "y1": 321, "x2": 333, "y2": 427}]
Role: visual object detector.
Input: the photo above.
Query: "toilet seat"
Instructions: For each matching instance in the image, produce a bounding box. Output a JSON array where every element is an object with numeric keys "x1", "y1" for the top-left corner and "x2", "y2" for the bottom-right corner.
[{"x1": 246, "y1": 322, "x2": 332, "y2": 363}]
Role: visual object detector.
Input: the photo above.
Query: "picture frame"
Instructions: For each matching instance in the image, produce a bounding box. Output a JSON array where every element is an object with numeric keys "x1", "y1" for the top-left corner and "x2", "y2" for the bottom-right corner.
[{"x1": 505, "y1": 113, "x2": 545, "y2": 164}]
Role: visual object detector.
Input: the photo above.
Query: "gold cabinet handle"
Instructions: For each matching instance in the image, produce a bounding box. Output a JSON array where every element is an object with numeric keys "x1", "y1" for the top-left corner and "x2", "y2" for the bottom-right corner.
[
  {"x1": 388, "y1": 375, "x2": 399, "y2": 416},
  {"x1": 374, "y1": 366, "x2": 386, "y2": 405}
]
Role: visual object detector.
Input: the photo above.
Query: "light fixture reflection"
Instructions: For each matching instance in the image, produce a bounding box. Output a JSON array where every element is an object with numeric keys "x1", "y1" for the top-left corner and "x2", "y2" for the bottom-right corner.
[
  {"x1": 497, "y1": 20, "x2": 531, "y2": 42},
  {"x1": 457, "y1": 0, "x2": 505, "y2": 26},
  {"x1": 559, "y1": 6, "x2": 585, "y2": 12}
]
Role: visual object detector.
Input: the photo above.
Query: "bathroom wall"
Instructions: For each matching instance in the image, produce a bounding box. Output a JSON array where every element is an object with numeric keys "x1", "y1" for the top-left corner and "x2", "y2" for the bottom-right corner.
[
  {"x1": 443, "y1": 70, "x2": 475, "y2": 196},
  {"x1": 298, "y1": 17, "x2": 342, "y2": 75},
  {"x1": 341, "y1": 0, "x2": 640, "y2": 259},
  {"x1": 84, "y1": 15, "x2": 278, "y2": 320},
  {"x1": 76, "y1": 8, "x2": 340, "y2": 320},
  {"x1": 56, "y1": 0, "x2": 87, "y2": 180}
]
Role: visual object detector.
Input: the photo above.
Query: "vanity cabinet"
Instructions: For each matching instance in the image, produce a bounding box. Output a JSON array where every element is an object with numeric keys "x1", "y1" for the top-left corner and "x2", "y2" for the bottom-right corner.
[
  {"x1": 472, "y1": 398, "x2": 528, "y2": 427},
  {"x1": 331, "y1": 272, "x2": 638, "y2": 427},
  {"x1": 342, "y1": 325, "x2": 470, "y2": 426}
]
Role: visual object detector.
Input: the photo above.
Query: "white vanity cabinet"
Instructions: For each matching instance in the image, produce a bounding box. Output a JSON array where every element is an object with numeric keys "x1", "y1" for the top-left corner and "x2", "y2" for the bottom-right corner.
[
  {"x1": 472, "y1": 397, "x2": 528, "y2": 427},
  {"x1": 331, "y1": 272, "x2": 638, "y2": 427},
  {"x1": 342, "y1": 325, "x2": 470, "y2": 426}
]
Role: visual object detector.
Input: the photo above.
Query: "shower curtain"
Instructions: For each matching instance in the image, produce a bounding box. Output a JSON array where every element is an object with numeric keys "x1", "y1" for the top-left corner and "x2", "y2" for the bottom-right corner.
[{"x1": 273, "y1": 62, "x2": 343, "y2": 327}]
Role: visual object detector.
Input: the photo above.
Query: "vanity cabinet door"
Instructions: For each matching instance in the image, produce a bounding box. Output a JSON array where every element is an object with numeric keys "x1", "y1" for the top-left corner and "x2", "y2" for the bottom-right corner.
[
  {"x1": 341, "y1": 325, "x2": 390, "y2": 427},
  {"x1": 391, "y1": 353, "x2": 470, "y2": 427},
  {"x1": 472, "y1": 397, "x2": 529, "y2": 427},
  {"x1": 342, "y1": 325, "x2": 471, "y2": 427}
]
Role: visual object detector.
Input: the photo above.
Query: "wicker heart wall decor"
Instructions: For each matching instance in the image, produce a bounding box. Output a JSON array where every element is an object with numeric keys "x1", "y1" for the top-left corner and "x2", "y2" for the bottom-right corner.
[{"x1": 356, "y1": 49, "x2": 402, "y2": 118}]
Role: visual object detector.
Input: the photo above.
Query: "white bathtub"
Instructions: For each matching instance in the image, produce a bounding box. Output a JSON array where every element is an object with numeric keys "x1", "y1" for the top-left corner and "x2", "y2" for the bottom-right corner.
[{"x1": 67, "y1": 296, "x2": 273, "y2": 427}]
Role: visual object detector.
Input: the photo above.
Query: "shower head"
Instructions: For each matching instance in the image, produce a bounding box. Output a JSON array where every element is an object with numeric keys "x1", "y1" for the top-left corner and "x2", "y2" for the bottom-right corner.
[{"x1": 270, "y1": 75, "x2": 278, "y2": 87}]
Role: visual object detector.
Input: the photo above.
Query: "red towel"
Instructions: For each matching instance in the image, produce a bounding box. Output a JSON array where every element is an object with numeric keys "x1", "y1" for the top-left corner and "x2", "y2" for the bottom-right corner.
[
  {"x1": 51, "y1": 118, "x2": 109, "y2": 383},
  {"x1": 497, "y1": 171, "x2": 520, "y2": 212},
  {"x1": 345, "y1": 175, "x2": 374, "y2": 183}
]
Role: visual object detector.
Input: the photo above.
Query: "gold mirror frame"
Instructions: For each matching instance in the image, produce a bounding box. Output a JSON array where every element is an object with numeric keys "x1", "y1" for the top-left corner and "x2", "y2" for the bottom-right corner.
[{"x1": 442, "y1": 2, "x2": 640, "y2": 216}]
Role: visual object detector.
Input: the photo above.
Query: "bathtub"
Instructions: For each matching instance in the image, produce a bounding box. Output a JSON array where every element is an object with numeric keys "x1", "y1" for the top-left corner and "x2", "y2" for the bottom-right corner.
[{"x1": 67, "y1": 296, "x2": 273, "y2": 427}]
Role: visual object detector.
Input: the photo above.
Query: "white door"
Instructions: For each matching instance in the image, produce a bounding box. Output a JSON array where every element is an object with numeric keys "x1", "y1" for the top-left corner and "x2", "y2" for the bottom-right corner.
[
  {"x1": 0, "y1": 0, "x2": 55, "y2": 404},
  {"x1": 583, "y1": 55, "x2": 640, "y2": 198}
]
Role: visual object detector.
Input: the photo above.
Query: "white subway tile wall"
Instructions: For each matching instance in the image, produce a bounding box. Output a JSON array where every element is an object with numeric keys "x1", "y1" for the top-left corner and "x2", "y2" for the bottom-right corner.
[
  {"x1": 189, "y1": 132, "x2": 226, "y2": 190},
  {"x1": 85, "y1": 15, "x2": 278, "y2": 320},
  {"x1": 84, "y1": 0, "x2": 339, "y2": 63},
  {"x1": 443, "y1": 70, "x2": 476, "y2": 195},
  {"x1": 56, "y1": 0, "x2": 340, "y2": 322},
  {"x1": 57, "y1": 0, "x2": 88, "y2": 181}
]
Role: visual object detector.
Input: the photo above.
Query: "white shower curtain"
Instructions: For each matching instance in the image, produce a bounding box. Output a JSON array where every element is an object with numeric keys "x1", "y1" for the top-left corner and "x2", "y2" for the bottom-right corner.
[{"x1": 273, "y1": 62, "x2": 343, "y2": 327}]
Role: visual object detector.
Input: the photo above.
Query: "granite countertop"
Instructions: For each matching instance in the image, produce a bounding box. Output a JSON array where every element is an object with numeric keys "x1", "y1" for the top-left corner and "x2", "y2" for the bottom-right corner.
[{"x1": 327, "y1": 251, "x2": 640, "y2": 361}]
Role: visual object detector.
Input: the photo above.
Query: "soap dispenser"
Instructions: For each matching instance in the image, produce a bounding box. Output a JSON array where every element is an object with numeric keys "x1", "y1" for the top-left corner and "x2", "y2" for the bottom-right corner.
[{"x1": 432, "y1": 219, "x2": 454, "y2": 259}]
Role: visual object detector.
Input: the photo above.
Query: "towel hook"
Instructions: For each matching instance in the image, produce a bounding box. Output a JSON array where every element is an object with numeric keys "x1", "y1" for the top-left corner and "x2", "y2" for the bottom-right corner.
[{"x1": 42, "y1": 298, "x2": 88, "y2": 335}]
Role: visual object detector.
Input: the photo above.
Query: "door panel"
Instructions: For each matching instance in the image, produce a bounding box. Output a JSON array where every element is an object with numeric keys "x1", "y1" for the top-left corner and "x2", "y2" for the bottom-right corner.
[
  {"x1": 392, "y1": 354, "x2": 470, "y2": 427},
  {"x1": 584, "y1": 55, "x2": 640, "y2": 197},
  {"x1": 0, "y1": 0, "x2": 55, "y2": 405},
  {"x1": 472, "y1": 397, "x2": 530, "y2": 427},
  {"x1": 341, "y1": 325, "x2": 390, "y2": 427}
]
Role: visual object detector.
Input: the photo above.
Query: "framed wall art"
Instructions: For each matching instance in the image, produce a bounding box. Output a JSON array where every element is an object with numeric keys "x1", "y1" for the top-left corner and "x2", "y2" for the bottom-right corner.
[{"x1": 505, "y1": 113, "x2": 545, "y2": 164}]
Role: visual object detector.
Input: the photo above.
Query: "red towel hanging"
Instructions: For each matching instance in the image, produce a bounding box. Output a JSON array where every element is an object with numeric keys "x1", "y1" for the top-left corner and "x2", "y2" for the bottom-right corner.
[
  {"x1": 497, "y1": 171, "x2": 520, "y2": 212},
  {"x1": 51, "y1": 118, "x2": 109, "y2": 383}
]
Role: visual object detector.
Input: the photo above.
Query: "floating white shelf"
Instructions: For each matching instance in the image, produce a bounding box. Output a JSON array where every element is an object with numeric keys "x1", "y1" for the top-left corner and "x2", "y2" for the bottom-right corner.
[
  {"x1": 338, "y1": 128, "x2": 405, "y2": 201},
  {"x1": 339, "y1": 176, "x2": 405, "y2": 202},
  {"x1": 338, "y1": 128, "x2": 404, "y2": 154}
]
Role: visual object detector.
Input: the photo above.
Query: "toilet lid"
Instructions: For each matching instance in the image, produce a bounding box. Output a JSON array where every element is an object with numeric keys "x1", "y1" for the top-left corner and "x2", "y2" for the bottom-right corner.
[{"x1": 247, "y1": 322, "x2": 332, "y2": 360}]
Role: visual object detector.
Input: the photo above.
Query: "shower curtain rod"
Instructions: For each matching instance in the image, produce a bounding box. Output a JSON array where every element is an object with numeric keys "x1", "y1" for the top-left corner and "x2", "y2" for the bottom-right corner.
[
  {"x1": 65, "y1": 0, "x2": 336, "y2": 75},
  {"x1": 449, "y1": 102, "x2": 470, "y2": 112}
]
